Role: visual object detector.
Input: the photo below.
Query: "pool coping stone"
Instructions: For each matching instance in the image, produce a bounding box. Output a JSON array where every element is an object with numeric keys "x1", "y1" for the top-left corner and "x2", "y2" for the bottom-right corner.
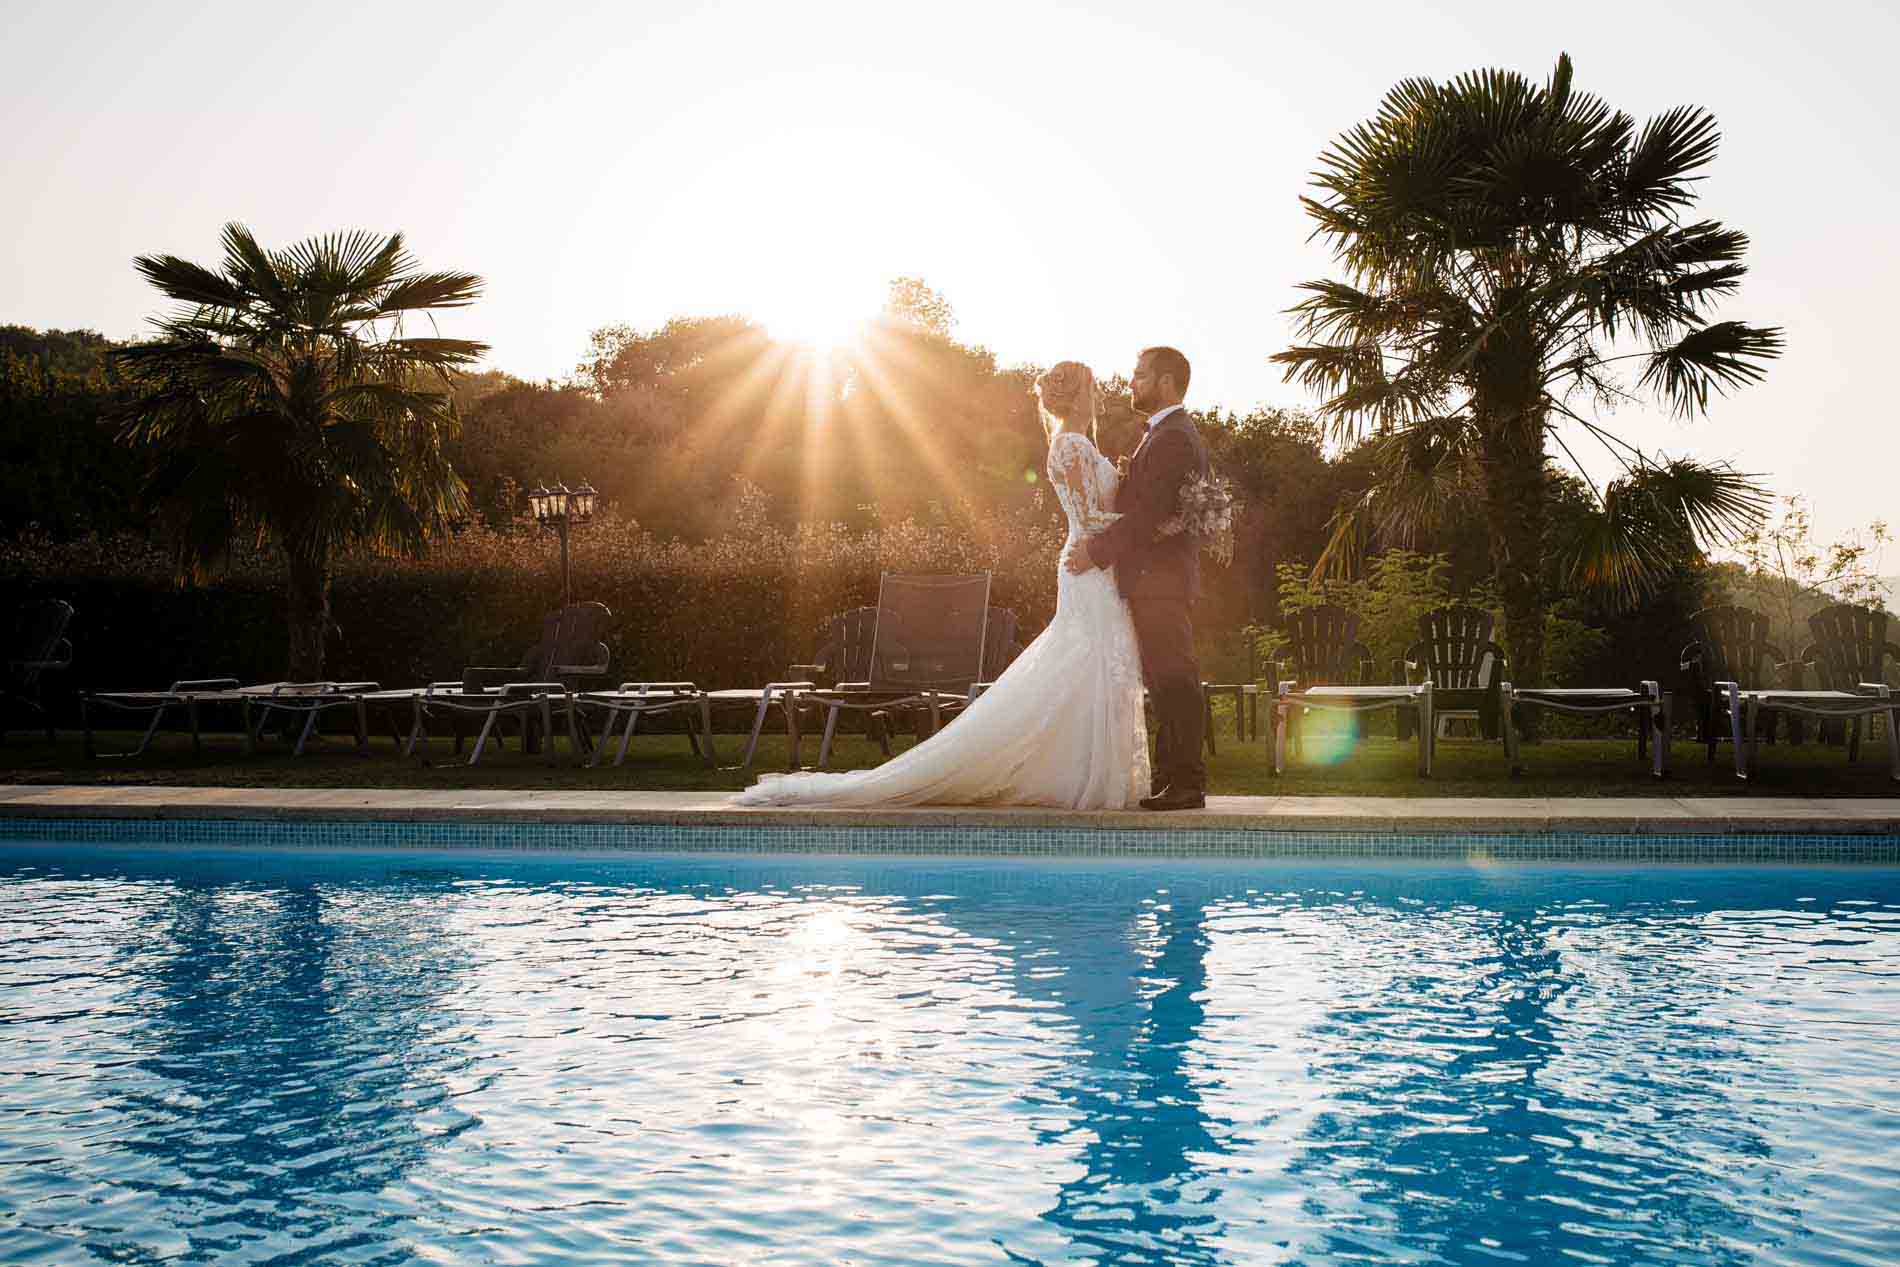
[{"x1": 5, "y1": 785, "x2": 1900, "y2": 836}]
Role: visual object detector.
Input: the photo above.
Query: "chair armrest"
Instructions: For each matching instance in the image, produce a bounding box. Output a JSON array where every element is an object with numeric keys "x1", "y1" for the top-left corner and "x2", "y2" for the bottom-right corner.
[
  {"x1": 1678, "y1": 639, "x2": 1703, "y2": 672},
  {"x1": 168, "y1": 677, "x2": 242, "y2": 692},
  {"x1": 834, "y1": 680, "x2": 873, "y2": 692},
  {"x1": 787, "y1": 664, "x2": 825, "y2": 678},
  {"x1": 553, "y1": 642, "x2": 610, "y2": 678},
  {"x1": 462, "y1": 666, "x2": 520, "y2": 691},
  {"x1": 1479, "y1": 641, "x2": 1509, "y2": 684}
]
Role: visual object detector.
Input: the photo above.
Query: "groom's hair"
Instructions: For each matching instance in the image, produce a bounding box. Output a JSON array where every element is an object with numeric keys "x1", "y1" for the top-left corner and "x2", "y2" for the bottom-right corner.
[{"x1": 1141, "y1": 346, "x2": 1191, "y2": 396}]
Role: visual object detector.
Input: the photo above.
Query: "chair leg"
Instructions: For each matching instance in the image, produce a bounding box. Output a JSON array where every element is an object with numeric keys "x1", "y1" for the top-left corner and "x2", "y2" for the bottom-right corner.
[
  {"x1": 785, "y1": 699, "x2": 802, "y2": 770},
  {"x1": 1885, "y1": 701, "x2": 1900, "y2": 782},
  {"x1": 1726, "y1": 685, "x2": 1748, "y2": 780},
  {"x1": 699, "y1": 698, "x2": 716, "y2": 768},
  {"x1": 818, "y1": 704, "x2": 842, "y2": 769},
  {"x1": 293, "y1": 707, "x2": 321, "y2": 757},
  {"x1": 1272, "y1": 692, "x2": 1288, "y2": 776},
  {"x1": 82, "y1": 696, "x2": 95, "y2": 759},
  {"x1": 1418, "y1": 693, "x2": 1434, "y2": 778},
  {"x1": 1502, "y1": 683, "x2": 1520, "y2": 775},
  {"x1": 616, "y1": 706, "x2": 641, "y2": 765},
  {"x1": 405, "y1": 702, "x2": 428, "y2": 757},
  {"x1": 469, "y1": 709, "x2": 502, "y2": 765},
  {"x1": 740, "y1": 695, "x2": 770, "y2": 771},
  {"x1": 1645, "y1": 681, "x2": 1667, "y2": 779},
  {"x1": 1848, "y1": 717, "x2": 1862, "y2": 764}
]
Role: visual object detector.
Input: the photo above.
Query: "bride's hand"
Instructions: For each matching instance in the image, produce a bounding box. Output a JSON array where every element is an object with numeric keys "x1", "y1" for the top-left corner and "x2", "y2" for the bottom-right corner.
[{"x1": 1065, "y1": 541, "x2": 1094, "y2": 574}]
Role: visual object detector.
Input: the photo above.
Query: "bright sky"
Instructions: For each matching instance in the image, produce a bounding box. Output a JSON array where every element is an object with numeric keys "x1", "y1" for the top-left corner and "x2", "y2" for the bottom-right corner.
[{"x1": 4, "y1": 0, "x2": 1895, "y2": 543}]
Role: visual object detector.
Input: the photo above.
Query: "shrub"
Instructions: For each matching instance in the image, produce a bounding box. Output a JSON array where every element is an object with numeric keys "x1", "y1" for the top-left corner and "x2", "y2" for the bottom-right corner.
[{"x1": 0, "y1": 481, "x2": 1067, "y2": 709}]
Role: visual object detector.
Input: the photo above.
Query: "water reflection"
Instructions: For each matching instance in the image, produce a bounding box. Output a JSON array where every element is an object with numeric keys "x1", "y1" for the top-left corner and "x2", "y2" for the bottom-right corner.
[
  {"x1": 1, "y1": 850, "x2": 479, "y2": 1262},
  {"x1": 0, "y1": 849, "x2": 1894, "y2": 1267}
]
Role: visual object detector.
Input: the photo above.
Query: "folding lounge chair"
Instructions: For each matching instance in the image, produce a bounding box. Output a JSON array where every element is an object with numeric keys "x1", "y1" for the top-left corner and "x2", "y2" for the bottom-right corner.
[
  {"x1": 368, "y1": 679, "x2": 578, "y2": 766},
  {"x1": 82, "y1": 679, "x2": 378, "y2": 758},
  {"x1": 575, "y1": 682, "x2": 715, "y2": 767},
  {"x1": 805, "y1": 574, "x2": 993, "y2": 769},
  {"x1": 370, "y1": 602, "x2": 611, "y2": 765},
  {"x1": 1268, "y1": 605, "x2": 1383, "y2": 764},
  {"x1": 1501, "y1": 682, "x2": 1670, "y2": 778},
  {"x1": 708, "y1": 605, "x2": 886, "y2": 773},
  {"x1": 240, "y1": 680, "x2": 380, "y2": 755},
  {"x1": 83, "y1": 678, "x2": 241, "y2": 758},
  {"x1": 1272, "y1": 681, "x2": 1434, "y2": 776},
  {"x1": 1714, "y1": 681, "x2": 1899, "y2": 782},
  {"x1": 3, "y1": 598, "x2": 74, "y2": 743}
]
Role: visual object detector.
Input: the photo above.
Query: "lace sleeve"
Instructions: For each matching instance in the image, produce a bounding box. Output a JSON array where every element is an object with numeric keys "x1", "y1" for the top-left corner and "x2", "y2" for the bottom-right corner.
[{"x1": 1047, "y1": 432, "x2": 1120, "y2": 533}]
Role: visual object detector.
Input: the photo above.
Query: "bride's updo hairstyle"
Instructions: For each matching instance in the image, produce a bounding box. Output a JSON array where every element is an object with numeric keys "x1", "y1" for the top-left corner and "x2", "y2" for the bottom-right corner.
[{"x1": 1035, "y1": 360, "x2": 1097, "y2": 443}]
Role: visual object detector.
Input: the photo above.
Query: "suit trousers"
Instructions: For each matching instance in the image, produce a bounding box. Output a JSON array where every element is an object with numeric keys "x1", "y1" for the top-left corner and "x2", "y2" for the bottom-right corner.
[{"x1": 1130, "y1": 594, "x2": 1205, "y2": 794}]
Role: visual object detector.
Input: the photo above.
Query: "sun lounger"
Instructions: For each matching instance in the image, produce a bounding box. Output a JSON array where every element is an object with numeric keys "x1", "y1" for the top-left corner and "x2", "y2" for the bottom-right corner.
[
  {"x1": 574, "y1": 682, "x2": 716, "y2": 768},
  {"x1": 1272, "y1": 682, "x2": 1434, "y2": 776},
  {"x1": 82, "y1": 679, "x2": 378, "y2": 758},
  {"x1": 1712, "y1": 681, "x2": 1899, "y2": 782},
  {"x1": 240, "y1": 681, "x2": 379, "y2": 755},
  {"x1": 364, "y1": 681, "x2": 578, "y2": 766},
  {"x1": 1502, "y1": 682, "x2": 1670, "y2": 778},
  {"x1": 705, "y1": 682, "x2": 814, "y2": 772}
]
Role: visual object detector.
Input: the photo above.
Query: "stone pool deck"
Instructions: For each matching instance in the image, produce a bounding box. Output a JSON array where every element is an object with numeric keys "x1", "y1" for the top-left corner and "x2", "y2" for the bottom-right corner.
[{"x1": 5, "y1": 784, "x2": 1900, "y2": 836}]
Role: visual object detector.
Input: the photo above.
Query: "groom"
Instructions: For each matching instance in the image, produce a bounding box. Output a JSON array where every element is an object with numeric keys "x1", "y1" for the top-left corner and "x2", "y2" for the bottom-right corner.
[{"x1": 1067, "y1": 346, "x2": 1210, "y2": 810}]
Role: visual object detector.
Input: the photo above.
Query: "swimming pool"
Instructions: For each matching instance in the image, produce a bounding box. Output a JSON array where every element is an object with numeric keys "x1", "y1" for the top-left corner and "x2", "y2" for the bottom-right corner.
[{"x1": 2, "y1": 838, "x2": 1896, "y2": 1266}]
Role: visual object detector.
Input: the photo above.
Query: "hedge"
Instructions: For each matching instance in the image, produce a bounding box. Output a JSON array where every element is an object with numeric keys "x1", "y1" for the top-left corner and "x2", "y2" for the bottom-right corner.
[{"x1": 0, "y1": 494, "x2": 1076, "y2": 714}]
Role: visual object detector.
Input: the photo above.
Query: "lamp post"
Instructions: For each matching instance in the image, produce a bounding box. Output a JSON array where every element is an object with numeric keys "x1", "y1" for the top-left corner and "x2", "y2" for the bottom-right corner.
[{"x1": 527, "y1": 480, "x2": 598, "y2": 609}]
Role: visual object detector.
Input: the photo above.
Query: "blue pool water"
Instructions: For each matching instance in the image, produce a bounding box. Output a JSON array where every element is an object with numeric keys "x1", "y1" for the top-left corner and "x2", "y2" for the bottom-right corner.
[{"x1": 1, "y1": 844, "x2": 1897, "y2": 1266}]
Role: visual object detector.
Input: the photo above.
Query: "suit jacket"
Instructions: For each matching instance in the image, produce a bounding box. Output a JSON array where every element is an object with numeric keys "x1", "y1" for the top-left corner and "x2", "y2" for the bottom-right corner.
[{"x1": 1085, "y1": 408, "x2": 1210, "y2": 601}]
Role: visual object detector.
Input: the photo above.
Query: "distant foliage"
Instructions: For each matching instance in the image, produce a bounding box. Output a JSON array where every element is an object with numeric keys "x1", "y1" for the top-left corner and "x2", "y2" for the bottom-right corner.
[
  {"x1": 1252, "y1": 549, "x2": 1608, "y2": 687},
  {"x1": 1722, "y1": 496, "x2": 1892, "y2": 653},
  {"x1": 0, "y1": 481, "x2": 1065, "y2": 702}
]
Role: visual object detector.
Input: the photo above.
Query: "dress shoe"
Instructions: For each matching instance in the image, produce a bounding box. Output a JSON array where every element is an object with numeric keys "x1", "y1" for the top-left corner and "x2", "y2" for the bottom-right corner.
[{"x1": 1139, "y1": 786, "x2": 1205, "y2": 811}]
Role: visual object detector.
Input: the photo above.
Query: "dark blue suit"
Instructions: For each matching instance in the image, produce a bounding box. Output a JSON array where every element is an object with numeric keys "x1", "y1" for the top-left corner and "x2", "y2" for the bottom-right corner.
[{"x1": 1083, "y1": 409, "x2": 1209, "y2": 794}]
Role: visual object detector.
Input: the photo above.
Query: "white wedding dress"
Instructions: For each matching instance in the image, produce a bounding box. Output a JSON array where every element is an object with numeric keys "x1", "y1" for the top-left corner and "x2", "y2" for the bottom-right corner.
[{"x1": 734, "y1": 429, "x2": 1150, "y2": 808}]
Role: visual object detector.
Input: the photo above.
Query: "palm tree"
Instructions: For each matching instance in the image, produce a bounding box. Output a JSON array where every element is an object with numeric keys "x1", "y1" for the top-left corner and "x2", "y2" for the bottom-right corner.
[
  {"x1": 114, "y1": 224, "x2": 485, "y2": 679},
  {"x1": 1273, "y1": 54, "x2": 1782, "y2": 686}
]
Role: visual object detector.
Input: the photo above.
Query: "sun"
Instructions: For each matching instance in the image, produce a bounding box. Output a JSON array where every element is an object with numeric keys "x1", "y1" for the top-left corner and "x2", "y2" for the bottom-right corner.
[{"x1": 751, "y1": 268, "x2": 883, "y2": 353}]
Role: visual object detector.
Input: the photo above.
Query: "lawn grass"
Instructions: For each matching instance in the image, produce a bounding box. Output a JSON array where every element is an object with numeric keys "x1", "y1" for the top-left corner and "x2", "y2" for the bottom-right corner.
[{"x1": 2, "y1": 719, "x2": 1894, "y2": 796}]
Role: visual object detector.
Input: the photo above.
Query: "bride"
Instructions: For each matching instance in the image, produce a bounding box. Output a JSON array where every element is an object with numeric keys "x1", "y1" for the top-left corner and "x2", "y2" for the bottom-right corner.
[{"x1": 734, "y1": 360, "x2": 1150, "y2": 809}]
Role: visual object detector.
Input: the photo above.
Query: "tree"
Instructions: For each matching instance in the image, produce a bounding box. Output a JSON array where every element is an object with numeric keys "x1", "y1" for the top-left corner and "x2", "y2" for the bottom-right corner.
[
  {"x1": 1726, "y1": 495, "x2": 1892, "y2": 655},
  {"x1": 1274, "y1": 53, "x2": 1782, "y2": 685},
  {"x1": 881, "y1": 277, "x2": 956, "y2": 337},
  {"x1": 113, "y1": 224, "x2": 485, "y2": 678}
]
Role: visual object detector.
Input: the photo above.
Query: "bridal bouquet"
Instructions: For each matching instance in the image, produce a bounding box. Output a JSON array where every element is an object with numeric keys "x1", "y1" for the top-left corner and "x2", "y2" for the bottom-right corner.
[{"x1": 1157, "y1": 472, "x2": 1236, "y2": 565}]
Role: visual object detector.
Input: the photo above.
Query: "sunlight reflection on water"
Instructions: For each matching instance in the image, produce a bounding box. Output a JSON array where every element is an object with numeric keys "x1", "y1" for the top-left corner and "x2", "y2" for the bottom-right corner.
[{"x1": 1, "y1": 847, "x2": 1896, "y2": 1266}]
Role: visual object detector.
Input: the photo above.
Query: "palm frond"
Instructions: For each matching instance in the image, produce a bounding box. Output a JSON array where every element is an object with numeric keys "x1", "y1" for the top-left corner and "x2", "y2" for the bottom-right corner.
[
  {"x1": 375, "y1": 270, "x2": 484, "y2": 315},
  {"x1": 1622, "y1": 105, "x2": 1721, "y2": 215},
  {"x1": 383, "y1": 337, "x2": 489, "y2": 369},
  {"x1": 1638, "y1": 321, "x2": 1784, "y2": 417},
  {"x1": 1564, "y1": 458, "x2": 1767, "y2": 605},
  {"x1": 131, "y1": 255, "x2": 248, "y2": 310}
]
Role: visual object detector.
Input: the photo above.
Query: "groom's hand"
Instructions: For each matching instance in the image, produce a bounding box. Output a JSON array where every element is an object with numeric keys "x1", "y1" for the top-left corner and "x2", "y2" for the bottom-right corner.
[{"x1": 1065, "y1": 540, "x2": 1095, "y2": 574}]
